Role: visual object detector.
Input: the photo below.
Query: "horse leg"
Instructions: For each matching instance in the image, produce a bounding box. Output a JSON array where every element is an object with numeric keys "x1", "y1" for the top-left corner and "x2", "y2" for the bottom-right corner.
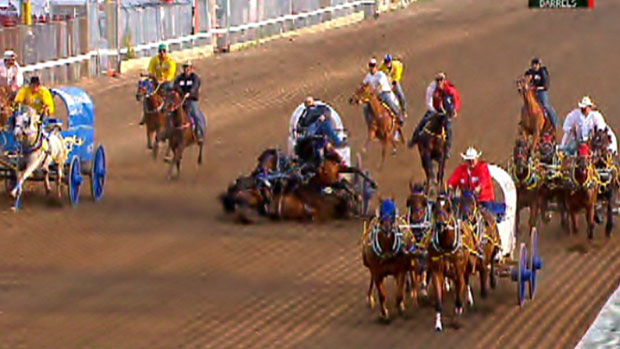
[
  {"x1": 569, "y1": 205, "x2": 578, "y2": 236},
  {"x1": 43, "y1": 169, "x2": 51, "y2": 196},
  {"x1": 432, "y1": 268, "x2": 444, "y2": 331},
  {"x1": 167, "y1": 148, "x2": 177, "y2": 181},
  {"x1": 396, "y1": 270, "x2": 406, "y2": 315},
  {"x1": 146, "y1": 121, "x2": 153, "y2": 150},
  {"x1": 11, "y1": 154, "x2": 42, "y2": 199},
  {"x1": 490, "y1": 252, "x2": 498, "y2": 289},
  {"x1": 587, "y1": 202, "x2": 595, "y2": 240},
  {"x1": 438, "y1": 154, "x2": 447, "y2": 185},
  {"x1": 606, "y1": 189, "x2": 615, "y2": 237},
  {"x1": 379, "y1": 143, "x2": 386, "y2": 171},
  {"x1": 375, "y1": 275, "x2": 389, "y2": 320},
  {"x1": 479, "y1": 258, "x2": 488, "y2": 299},
  {"x1": 197, "y1": 141, "x2": 204, "y2": 166},
  {"x1": 529, "y1": 195, "x2": 539, "y2": 234},
  {"x1": 455, "y1": 263, "x2": 466, "y2": 317},
  {"x1": 366, "y1": 272, "x2": 376, "y2": 309}
]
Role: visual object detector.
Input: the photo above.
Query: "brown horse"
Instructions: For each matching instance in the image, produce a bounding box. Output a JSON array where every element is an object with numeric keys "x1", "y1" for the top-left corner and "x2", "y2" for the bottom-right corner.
[
  {"x1": 455, "y1": 191, "x2": 501, "y2": 299},
  {"x1": 563, "y1": 143, "x2": 599, "y2": 239},
  {"x1": 349, "y1": 83, "x2": 404, "y2": 169},
  {"x1": 417, "y1": 112, "x2": 449, "y2": 192},
  {"x1": 0, "y1": 85, "x2": 15, "y2": 127},
  {"x1": 512, "y1": 138, "x2": 540, "y2": 236},
  {"x1": 136, "y1": 76, "x2": 167, "y2": 159},
  {"x1": 536, "y1": 132, "x2": 568, "y2": 228},
  {"x1": 589, "y1": 127, "x2": 618, "y2": 237},
  {"x1": 362, "y1": 201, "x2": 417, "y2": 321},
  {"x1": 267, "y1": 183, "x2": 352, "y2": 221},
  {"x1": 516, "y1": 76, "x2": 554, "y2": 153},
  {"x1": 405, "y1": 182, "x2": 432, "y2": 298},
  {"x1": 428, "y1": 193, "x2": 475, "y2": 331},
  {"x1": 163, "y1": 90, "x2": 204, "y2": 180}
]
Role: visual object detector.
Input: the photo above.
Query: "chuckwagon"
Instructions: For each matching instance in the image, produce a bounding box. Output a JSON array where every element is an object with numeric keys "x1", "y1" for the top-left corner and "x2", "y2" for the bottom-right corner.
[
  {"x1": 288, "y1": 100, "x2": 375, "y2": 215},
  {"x1": 0, "y1": 87, "x2": 107, "y2": 209}
]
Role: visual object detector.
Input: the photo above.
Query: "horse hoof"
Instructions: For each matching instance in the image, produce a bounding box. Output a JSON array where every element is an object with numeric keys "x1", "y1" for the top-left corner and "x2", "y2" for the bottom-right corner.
[
  {"x1": 420, "y1": 288, "x2": 428, "y2": 298},
  {"x1": 380, "y1": 309, "x2": 389, "y2": 321},
  {"x1": 455, "y1": 307, "x2": 464, "y2": 316},
  {"x1": 398, "y1": 302, "x2": 405, "y2": 315}
]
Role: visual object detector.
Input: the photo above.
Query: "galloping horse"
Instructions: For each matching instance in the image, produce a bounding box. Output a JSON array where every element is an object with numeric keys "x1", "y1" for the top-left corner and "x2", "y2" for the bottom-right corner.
[
  {"x1": 362, "y1": 199, "x2": 417, "y2": 320},
  {"x1": 516, "y1": 76, "x2": 554, "y2": 152},
  {"x1": 536, "y1": 132, "x2": 568, "y2": 227},
  {"x1": 512, "y1": 138, "x2": 540, "y2": 235},
  {"x1": 136, "y1": 75, "x2": 168, "y2": 159},
  {"x1": 349, "y1": 83, "x2": 404, "y2": 169},
  {"x1": 405, "y1": 182, "x2": 433, "y2": 298},
  {"x1": 10, "y1": 106, "x2": 68, "y2": 204},
  {"x1": 163, "y1": 90, "x2": 204, "y2": 180},
  {"x1": 455, "y1": 191, "x2": 501, "y2": 299},
  {"x1": 428, "y1": 193, "x2": 475, "y2": 331},
  {"x1": 0, "y1": 85, "x2": 14, "y2": 127},
  {"x1": 563, "y1": 143, "x2": 598, "y2": 239},
  {"x1": 589, "y1": 127, "x2": 618, "y2": 237}
]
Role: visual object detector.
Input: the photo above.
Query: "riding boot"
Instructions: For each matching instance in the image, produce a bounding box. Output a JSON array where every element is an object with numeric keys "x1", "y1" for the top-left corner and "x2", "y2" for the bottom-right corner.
[
  {"x1": 139, "y1": 114, "x2": 145, "y2": 126},
  {"x1": 408, "y1": 111, "x2": 433, "y2": 148}
]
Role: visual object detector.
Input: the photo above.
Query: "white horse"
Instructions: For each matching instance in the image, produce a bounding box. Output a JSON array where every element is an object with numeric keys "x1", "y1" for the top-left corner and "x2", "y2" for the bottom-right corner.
[{"x1": 11, "y1": 106, "x2": 68, "y2": 203}]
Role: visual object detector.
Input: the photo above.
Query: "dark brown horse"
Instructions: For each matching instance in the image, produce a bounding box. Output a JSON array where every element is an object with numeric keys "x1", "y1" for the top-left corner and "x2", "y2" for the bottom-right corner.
[
  {"x1": 136, "y1": 76, "x2": 167, "y2": 159},
  {"x1": 512, "y1": 138, "x2": 540, "y2": 236},
  {"x1": 536, "y1": 132, "x2": 568, "y2": 227},
  {"x1": 455, "y1": 191, "x2": 501, "y2": 299},
  {"x1": 349, "y1": 83, "x2": 404, "y2": 169},
  {"x1": 362, "y1": 200, "x2": 416, "y2": 320},
  {"x1": 428, "y1": 193, "x2": 475, "y2": 331},
  {"x1": 563, "y1": 143, "x2": 598, "y2": 239},
  {"x1": 589, "y1": 127, "x2": 618, "y2": 237},
  {"x1": 163, "y1": 90, "x2": 204, "y2": 180},
  {"x1": 405, "y1": 182, "x2": 432, "y2": 298},
  {"x1": 516, "y1": 76, "x2": 554, "y2": 153},
  {"x1": 417, "y1": 113, "x2": 448, "y2": 192}
]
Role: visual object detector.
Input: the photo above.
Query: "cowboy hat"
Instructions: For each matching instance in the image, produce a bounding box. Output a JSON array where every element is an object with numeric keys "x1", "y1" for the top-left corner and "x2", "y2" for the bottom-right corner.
[
  {"x1": 578, "y1": 96, "x2": 594, "y2": 108},
  {"x1": 461, "y1": 146, "x2": 482, "y2": 160}
]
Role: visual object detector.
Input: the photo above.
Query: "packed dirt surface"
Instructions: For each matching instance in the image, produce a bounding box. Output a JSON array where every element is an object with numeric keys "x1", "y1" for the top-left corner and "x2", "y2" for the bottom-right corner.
[{"x1": 2, "y1": 0, "x2": 620, "y2": 347}]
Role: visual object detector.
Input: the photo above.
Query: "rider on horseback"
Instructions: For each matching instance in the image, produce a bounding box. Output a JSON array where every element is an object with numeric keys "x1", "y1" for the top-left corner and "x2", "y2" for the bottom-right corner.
[
  {"x1": 379, "y1": 54, "x2": 407, "y2": 117},
  {"x1": 524, "y1": 57, "x2": 559, "y2": 130},
  {"x1": 447, "y1": 147, "x2": 495, "y2": 211},
  {"x1": 408, "y1": 72, "x2": 461, "y2": 157},
  {"x1": 362, "y1": 58, "x2": 403, "y2": 125},
  {"x1": 0, "y1": 50, "x2": 24, "y2": 93},
  {"x1": 147, "y1": 44, "x2": 177, "y2": 92},
  {"x1": 173, "y1": 60, "x2": 206, "y2": 142},
  {"x1": 561, "y1": 96, "x2": 618, "y2": 155},
  {"x1": 14, "y1": 76, "x2": 54, "y2": 117}
]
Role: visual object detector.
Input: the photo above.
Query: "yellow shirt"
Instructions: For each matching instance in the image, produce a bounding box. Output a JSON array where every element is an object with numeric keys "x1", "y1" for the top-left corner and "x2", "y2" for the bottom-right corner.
[
  {"x1": 379, "y1": 60, "x2": 404, "y2": 83},
  {"x1": 148, "y1": 55, "x2": 177, "y2": 82},
  {"x1": 14, "y1": 85, "x2": 55, "y2": 115}
]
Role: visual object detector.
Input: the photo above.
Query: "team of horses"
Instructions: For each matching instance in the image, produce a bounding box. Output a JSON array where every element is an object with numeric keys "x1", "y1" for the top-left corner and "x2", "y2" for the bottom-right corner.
[{"x1": 361, "y1": 184, "x2": 501, "y2": 331}]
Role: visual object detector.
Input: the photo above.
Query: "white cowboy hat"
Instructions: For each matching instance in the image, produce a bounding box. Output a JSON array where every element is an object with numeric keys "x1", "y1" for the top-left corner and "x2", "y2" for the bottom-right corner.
[
  {"x1": 3, "y1": 50, "x2": 15, "y2": 59},
  {"x1": 368, "y1": 58, "x2": 377, "y2": 66},
  {"x1": 461, "y1": 146, "x2": 482, "y2": 160},
  {"x1": 578, "y1": 96, "x2": 594, "y2": 108}
]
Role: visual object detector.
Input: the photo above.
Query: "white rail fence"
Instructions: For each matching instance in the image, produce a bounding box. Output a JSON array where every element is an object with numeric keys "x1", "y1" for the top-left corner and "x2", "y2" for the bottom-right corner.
[{"x1": 10, "y1": 0, "x2": 409, "y2": 85}]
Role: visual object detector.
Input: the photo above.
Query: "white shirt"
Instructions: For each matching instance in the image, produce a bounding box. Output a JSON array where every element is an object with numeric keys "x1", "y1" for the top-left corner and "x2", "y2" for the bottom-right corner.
[
  {"x1": 0, "y1": 60, "x2": 24, "y2": 91},
  {"x1": 363, "y1": 71, "x2": 392, "y2": 93},
  {"x1": 425, "y1": 81, "x2": 437, "y2": 112},
  {"x1": 562, "y1": 108, "x2": 617, "y2": 153}
]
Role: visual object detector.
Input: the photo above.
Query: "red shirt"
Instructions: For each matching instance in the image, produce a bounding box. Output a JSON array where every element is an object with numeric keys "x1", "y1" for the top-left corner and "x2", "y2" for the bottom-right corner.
[
  {"x1": 432, "y1": 80, "x2": 461, "y2": 113},
  {"x1": 447, "y1": 161, "x2": 495, "y2": 202}
]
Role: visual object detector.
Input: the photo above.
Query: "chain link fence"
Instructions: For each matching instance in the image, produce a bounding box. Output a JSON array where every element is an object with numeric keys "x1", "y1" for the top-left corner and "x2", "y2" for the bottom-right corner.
[{"x1": 3, "y1": 0, "x2": 407, "y2": 85}]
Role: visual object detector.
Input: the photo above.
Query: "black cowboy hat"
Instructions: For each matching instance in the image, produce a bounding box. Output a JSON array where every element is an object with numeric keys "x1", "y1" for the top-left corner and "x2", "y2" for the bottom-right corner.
[{"x1": 29, "y1": 76, "x2": 41, "y2": 85}]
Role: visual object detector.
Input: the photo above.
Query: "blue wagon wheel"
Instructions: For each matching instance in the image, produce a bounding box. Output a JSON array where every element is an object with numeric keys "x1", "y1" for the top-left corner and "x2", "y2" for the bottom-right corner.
[
  {"x1": 90, "y1": 145, "x2": 106, "y2": 202},
  {"x1": 67, "y1": 155, "x2": 83, "y2": 206},
  {"x1": 529, "y1": 227, "x2": 543, "y2": 300},
  {"x1": 511, "y1": 242, "x2": 529, "y2": 307}
]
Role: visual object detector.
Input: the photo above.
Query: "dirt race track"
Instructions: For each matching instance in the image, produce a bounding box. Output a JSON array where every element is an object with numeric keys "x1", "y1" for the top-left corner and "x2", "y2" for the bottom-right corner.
[{"x1": 2, "y1": 0, "x2": 620, "y2": 347}]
